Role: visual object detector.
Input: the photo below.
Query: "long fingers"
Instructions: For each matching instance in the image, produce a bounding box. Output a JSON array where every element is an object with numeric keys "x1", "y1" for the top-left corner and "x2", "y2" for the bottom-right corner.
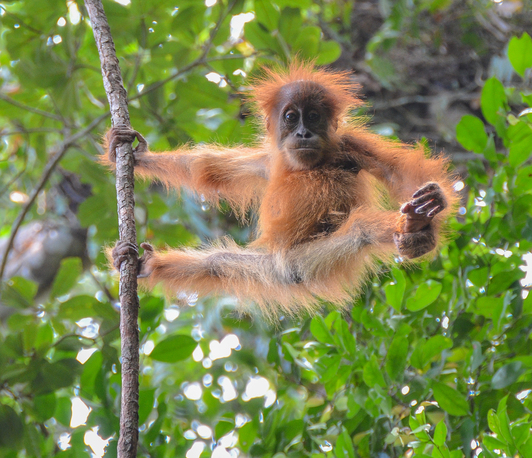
[
  {"x1": 108, "y1": 127, "x2": 148, "y2": 158},
  {"x1": 414, "y1": 199, "x2": 434, "y2": 215},
  {"x1": 140, "y1": 242, "x2": 154, "y2": 253},
  {"x1": 112, "y1": 241, "x2": 138, "y2": 270},
  {"x1": 138, "y1": 242, "x2": 155, "y2": 278},
  {"x1": 410, "y1": 190, "x2": 444, "y2": 207},
  {"x1": 412, "y1": 182, "x2": 440, "y2": 198},
  {"x1": 427, "y1": 205, "x2": 442, "y2": 217}
]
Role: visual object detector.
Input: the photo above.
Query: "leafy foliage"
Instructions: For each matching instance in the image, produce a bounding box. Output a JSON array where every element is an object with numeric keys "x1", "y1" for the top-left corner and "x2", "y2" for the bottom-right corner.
[{"x1": 0, "y1": 1, "x2": 531, "y2": 457}]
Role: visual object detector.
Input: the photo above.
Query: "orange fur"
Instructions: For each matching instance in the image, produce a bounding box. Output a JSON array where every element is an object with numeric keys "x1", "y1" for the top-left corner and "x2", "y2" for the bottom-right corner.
[{"x1": 103, "y1": 62, "x2": 458, "y2": 318}]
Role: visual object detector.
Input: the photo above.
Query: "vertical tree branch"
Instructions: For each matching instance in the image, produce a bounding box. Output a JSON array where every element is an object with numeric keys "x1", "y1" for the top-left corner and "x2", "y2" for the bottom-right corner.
[{"x1": 84, "y1": 1, "x2": 139, "y2": 457}]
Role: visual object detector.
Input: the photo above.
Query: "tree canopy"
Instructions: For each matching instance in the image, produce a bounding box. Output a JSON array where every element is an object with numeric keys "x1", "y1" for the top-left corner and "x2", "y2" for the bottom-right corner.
[{"x1": 0, "y1": 0, "x2": 532, "y2": 457}]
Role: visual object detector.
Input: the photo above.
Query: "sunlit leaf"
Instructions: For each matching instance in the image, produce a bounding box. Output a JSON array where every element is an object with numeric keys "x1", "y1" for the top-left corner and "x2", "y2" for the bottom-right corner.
[
  {"x1": 433, "y1": 420, "x2": 447, "y2": 447},
  {"x1": 456, "y1": 115, "x2": 488, "y2": 153},
  {"x1": 508, "y1": 33, "x2": 532, "y2": 77},
  {"x1": 406, "y1": 280, "x2": 442, "y2": 311},
  {"x1": 310, "y1": 314, "x2": 334, "y2": 344},
  {"x1": 150, "y1": 335, "x2": 197, "y2": 362},
  {"x1": 385, "y1": 268, "x2": 406, "y2": 311},
  {"x1": 481, "y1": 77, "x2": 507, "y2": 126}
]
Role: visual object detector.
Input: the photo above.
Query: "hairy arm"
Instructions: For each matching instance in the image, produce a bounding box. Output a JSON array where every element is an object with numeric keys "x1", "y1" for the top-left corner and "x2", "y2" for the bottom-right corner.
[
  {"x1": 102, "y1": 127, "x2": 271, "y2": 215},
  {"x1": 341, "y1": 130, "x2": 454, "y2": 203},
  {"x1": 339, "y1": 129, "x2": 458, "y2": 258}
]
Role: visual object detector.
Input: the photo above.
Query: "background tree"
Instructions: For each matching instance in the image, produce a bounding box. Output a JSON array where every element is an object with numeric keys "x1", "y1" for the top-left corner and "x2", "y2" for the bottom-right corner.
[{"x1": 0, "y1": 0, "x2": 531, "y2": 457}]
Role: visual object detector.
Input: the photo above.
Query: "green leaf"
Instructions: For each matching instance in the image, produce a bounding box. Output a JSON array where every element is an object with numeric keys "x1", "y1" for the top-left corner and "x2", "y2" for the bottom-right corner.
[
  {"x1": 149, "y1": 222, "x2": 197, "y2": 246},
  {"x1": 363, "y1": 355, "x2": 386, "y2": 388},
  {"x1": 385, "y1": 268, "x2": 406, "y2": 312},
  {"x1": 487, "y1": 409, "x2": 506, "y2": 442},
  {"x1": 293, "y1": 26, "x2": 321, "y2": 58},
  {"x1": 78, "y1": 194, "x2": 114, "y2": 228},
  {"x1": 238, "y1": 421, "x2": 257, "y2": 452},
  {"x1": 508, "y1": 122, "x2": 532, "y2": 167},
  {"x1": 150, "y1": 335, "x2": 197, "y2": 362},
  {"x1": 496, "y1": 396, "x2": 513, "y2": 442},
  {"x1": 33, "y1": 393, "x2": 57, "y2": 422},
  {"x1": 346, "y1": 393, "x2": 361, "y2": 419},
  {"x1": 58, "y1": 295, "x2": 99, "y2": 321},
  {"x1": 55, "y1": 397, "x2": 72, "y2": 427},
  {"x1": 138, "y1": 389, "x2": 156, "y2": 425},
  {"x1": 320, "y1": 355, "x2": 342, "y2": 383},
  {"x1": 1, "y1": 276, "x2": 38, "y2": 309},
  {"x1": 385, "y1": 336, "x2": 408, "y2": 380},
  {"x1": 254, "y1": 0, "x2": 280, "y2": 31},
  {"x1": 411, "y1": 335, "x2": 452, "y2": 369},
  {"x1": 432, "y1": 382, "x2": 469, "y2": 416},
  {"x1": 468, "y1": 267, "x2": 488, "y2": 287},
  {"x1": 481, "y1": 77, "x2": 507, "y2": 126},
  {"x1": 310, "y1": 315, "x2": 334, "y2": 344},
  {"x1": 456, "y1": 115, "x2": 488, "y2": 153},
  {"x1": 316, "y1": 41, "x2": 342, "y2": 65},
  {"x1": 34, "y1": 322, "x2": 54, "y2": 352},
  {"x1": 406, "y1": 280, "x2": 442, "y2": 311},
  {"x1": 335, "y1": 427, "x2": 355, "y2": 458},
  {"x1": 491, "y1": 361, "x2": 525, "y2": 389},
  {"x1": 279, "y1": 7, "x2": 302, "y2": 44},
  {"x1": 215, "y1": 416, "x2": 234, "y2": 440},
  {"x1": 515, "y1": 165, "x2": 532, "y2": 195},
  {"x1": 512, "y1": 421, "x2": 530, "y2": 447},
  {"x1": 245, "y1": 20, "x2": 283, "y2": 54},
  {"x1": 333, "y1": 318, "x2": 356, "y2": 356},
  {"x1": 522, "y1": 92, "x2": 532, "y2": 107},
  {"x1": 483, "y1": 435, "x2": 507, "y2": 451},
  {"x1": 433, "y1": 421, "x2": 447, "y2": 447},
  {"x1": 488, "y1": 269, "x2": 525, "y2": 296},
  {"x1": 50, "y1": 257, "x2": 83, "y2": 299},
  {"x1": 0, "y1": 404, "x2": 24, "y2": 448},
  {"x1": 520, "y1": 437, "x2": 532, "y2": 456},
  {"x1": 139, "y1": 296, "x2": 165, "y2": 326},
  {"x1": 284, "y1": 419, "x2": 304, "y2": 442},
  {"x1": 80, "y1": 351, "x2": 103, "y2": 398},
  {"x1": 33, "y1": 359, "x2": 81, "y2": 395},
  {"x1": 508, "y1": 33, "x2": 532, "y2": 77},
  {"x1": 276, "y1": 0, "x2": 311, "y2": 7}
]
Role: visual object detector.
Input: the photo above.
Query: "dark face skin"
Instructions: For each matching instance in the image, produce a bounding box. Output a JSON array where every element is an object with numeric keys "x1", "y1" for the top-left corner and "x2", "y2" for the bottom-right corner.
[{"x1": 274, "y1": 81, "x2": 336, "y2": 170}]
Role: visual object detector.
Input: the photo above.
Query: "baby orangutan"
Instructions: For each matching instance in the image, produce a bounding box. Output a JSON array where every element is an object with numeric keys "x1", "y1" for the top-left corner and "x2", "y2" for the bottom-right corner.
[{"x1": 104, "y1": 63, "x2": 457, "y2": 317}]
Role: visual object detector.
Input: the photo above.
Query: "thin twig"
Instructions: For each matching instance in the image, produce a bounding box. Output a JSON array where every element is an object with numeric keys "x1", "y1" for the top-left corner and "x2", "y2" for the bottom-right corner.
[
  {"x1": 90, "y1": 269, "x2": 116, "y2": 303},
  {"x1": 0, "y1": 5, "x2": 42, "y2": 35},
  {"x1": 0, "y1": 128, "x2": 62, "y2": 136},
  {"x1": 52, "y1": 333, "x2": 96, "y2": 348},
  {"x1": 0, "y1": 168, "x2": 26, "y2": 199},
  {"x1": 126, "y1": 52, "x2": 144, "y2": 94},
  {"x1": 128, "y1": 59, "x2": 205, "y2": 102},
  {"x1": 0, "y1": 113, "x2": 108, "y2": 281},
  {"x1": 206, "y1": 53, "x2": 249, "y2": 61},
  {"x1": 0, "y1": 93, "x2": 65, "y2": 123}
]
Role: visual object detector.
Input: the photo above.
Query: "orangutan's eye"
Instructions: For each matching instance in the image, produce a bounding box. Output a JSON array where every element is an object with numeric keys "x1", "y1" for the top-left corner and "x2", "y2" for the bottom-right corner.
[
  {"x1": 307, "y1": 111, "x2": 320, "y2": 122},
  {"x1": 285, "y1": 111, "x2": 298, "y2": 122}
]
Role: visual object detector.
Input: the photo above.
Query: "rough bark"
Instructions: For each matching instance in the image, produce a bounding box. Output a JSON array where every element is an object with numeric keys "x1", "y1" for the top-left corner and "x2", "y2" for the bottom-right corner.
[{"x1": 84, "y1": 1, "x2": 139, "y2": 457}]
